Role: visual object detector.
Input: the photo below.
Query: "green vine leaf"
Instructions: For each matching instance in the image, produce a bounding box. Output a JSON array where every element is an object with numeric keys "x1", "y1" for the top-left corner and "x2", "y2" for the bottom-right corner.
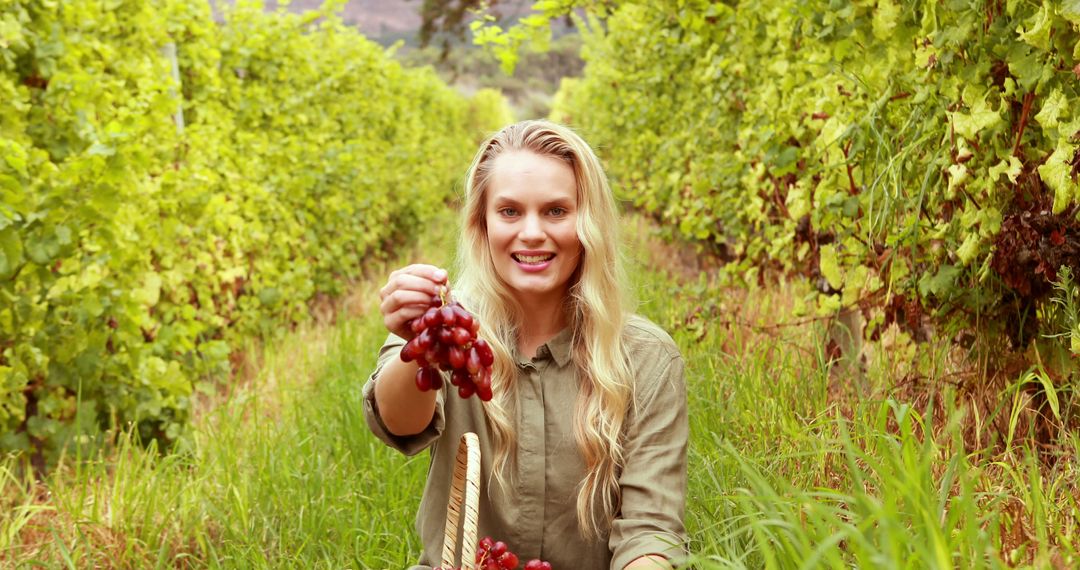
[
  {"x1": 1040, "y1": 141, "x2": 1080, "y2": 214},
  {"x1": 956, "y1": 233, "x2": 981, "y2": 266},
  {"x1": 919, "y1": 264, "x2": 961, "y2": 298},
  {"x1": 0, "y1": 226, "x2": 22, "y2": 280},
  {"x1": 1063, "y1": 0, "x2": 1080, "y2": 25},
  {"x1": 1034, "y1": 89, "x2": 1069, "y2": 130},
  {"x1": 1017, "y1": 3, "x2": 1053, "y2": 50},
  {"x1": 951, "y1": 98, "x2": 1001, "y2": 140},
  {"x1": 872, "y1": 0, "x2": 901, "y2": 41},
  {"x1": 820, "y1": 244, "x2": 844, "y2": 291},
  {"x1": 989, "y1": 156, "x2": 1023, "y2": 183}
]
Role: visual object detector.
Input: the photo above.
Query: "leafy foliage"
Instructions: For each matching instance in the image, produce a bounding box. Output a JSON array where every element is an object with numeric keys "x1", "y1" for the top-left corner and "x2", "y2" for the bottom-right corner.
[
  {"x1": 0, "y1": 0, "x2": 507, "y2": 465},
  {"x1": 481, "y1": 0, "x2": 1080, "y2": 361}
]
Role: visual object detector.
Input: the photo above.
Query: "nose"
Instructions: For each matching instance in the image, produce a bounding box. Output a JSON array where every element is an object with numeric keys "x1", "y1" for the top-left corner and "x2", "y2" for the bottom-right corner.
[{"x1": 518, "y1": 212, "x2": 545, "y2": 243}]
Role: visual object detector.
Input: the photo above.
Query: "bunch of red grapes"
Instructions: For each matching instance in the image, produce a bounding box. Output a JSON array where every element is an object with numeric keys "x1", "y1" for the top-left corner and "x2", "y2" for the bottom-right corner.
[
  {"x1": 475, "y1": 536, "x2": 553, "y2": 570},
  {"x1": 400, "y1": 294, "x2": 495, "y2": 401},
  {"x1": 432, "y1": 536, "x2": 553, "y2": 570}
]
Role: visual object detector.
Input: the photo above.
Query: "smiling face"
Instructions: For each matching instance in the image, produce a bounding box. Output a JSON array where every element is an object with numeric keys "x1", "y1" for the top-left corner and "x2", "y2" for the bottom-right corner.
[{"x1": 485, "y1": 150, "x2": 582, "y2": 310}]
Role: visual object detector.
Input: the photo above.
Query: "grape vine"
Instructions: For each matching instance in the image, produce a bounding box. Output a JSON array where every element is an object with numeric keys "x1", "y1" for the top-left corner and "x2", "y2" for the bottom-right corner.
[
  {"x1": 481, "y1": 0, "x2": 1080, "y2": 362},
  {"x1": 0, "y1": 0, "x2": 510, "y2": 466}
]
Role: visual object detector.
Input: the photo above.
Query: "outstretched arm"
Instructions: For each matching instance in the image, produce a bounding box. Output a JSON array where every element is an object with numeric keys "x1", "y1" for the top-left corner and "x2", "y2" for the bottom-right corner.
[{"x1": 373, "y1": 264, "x2": 447, "y2": 435}]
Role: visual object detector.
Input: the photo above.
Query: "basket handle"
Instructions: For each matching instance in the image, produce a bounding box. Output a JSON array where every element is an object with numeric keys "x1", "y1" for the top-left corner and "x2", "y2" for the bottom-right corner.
[{"x1": 441, "y1": 432, "x2": 481, "y2": 570}]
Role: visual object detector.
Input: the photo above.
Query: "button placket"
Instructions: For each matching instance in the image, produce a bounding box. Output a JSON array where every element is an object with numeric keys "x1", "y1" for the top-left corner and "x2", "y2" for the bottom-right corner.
[{"x1": 514, "y1": 361, "x2": 546, "y2": 553}]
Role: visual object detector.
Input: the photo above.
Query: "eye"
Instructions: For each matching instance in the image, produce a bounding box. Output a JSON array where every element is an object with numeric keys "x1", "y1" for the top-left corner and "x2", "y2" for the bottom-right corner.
[
  {"x1": 498, "y1": 206, "x2": 519, "y2": 217},
  {"x1": 549, "y1": 207, "x2": 567, "y2": 216}
]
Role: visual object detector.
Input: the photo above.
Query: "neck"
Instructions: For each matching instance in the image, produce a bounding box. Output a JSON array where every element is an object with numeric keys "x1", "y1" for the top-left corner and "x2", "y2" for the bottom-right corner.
[{"x1": 515, "y1": 290, "x2": 569, "y2": 348}]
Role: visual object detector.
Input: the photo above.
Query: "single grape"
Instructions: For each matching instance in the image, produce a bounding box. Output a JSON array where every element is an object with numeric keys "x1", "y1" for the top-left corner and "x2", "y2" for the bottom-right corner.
[
  {"x1": 476, "y1": 369, "x2": 492, "y2": 390},
  {"x1": 476, "y1": 384, "x2": 493, "y2": 402},
  {"x1": 418, "y1": 367, "x2": 440, "y2": 390},
  {"x1": 448, "y1": 346, "x2": 466, "y2": 369},
  {"x1": 450, "y1": 369, "x2": 469, "y2": 387},
  {"x1": 474, "y1": 338, "x2": 494, "y2": 366},
  {"x1": 498, "y1": 551, "x2": 519, "y2": 569},
  {"x1": 454, "y1": 307, "x2": 474, "y2": 332},
  {"x1": 415, "y1": 368, "x2": 431, "y2": 391},
  {"x1": 466, "y1": 348, "x2": 481, "y2": 375},
  {"x1": 439, "y1": 305, "x2": 456, "y2": 326},
  {"x1": 416, "y1": 328, "x2": 434, "y2": 350},
  {"x1": 400, "y1": 340, "x2": 421, "y2": 362},
  {"x1": 451, "y1": 326, "x2": 473, "y2": 346},
  {"x1": 423, "y1": 308, "x2": 441, "y2": 328},
  {"x1": 427, "y1": 368, "x2": 444, "y2": 390},
  {"x1": 458, "y1": 382, "x2": 475, "y2": 399}
]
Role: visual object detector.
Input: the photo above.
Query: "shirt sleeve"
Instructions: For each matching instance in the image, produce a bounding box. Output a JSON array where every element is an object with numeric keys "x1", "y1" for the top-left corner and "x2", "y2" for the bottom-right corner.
[
  {"x1": 362, "y1": 333, "x2": 446, "y2": 456},
  {"x1": 609, "y1": 353, "x2": 689, "y2": 570}
]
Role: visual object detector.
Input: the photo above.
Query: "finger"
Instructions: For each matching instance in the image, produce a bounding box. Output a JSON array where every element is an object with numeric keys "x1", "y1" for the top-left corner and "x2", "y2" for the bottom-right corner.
[
  {"x1": 383, "y1": 303, "x2": 432, "y2": 337},
  {"x1": 386, "y1": 272, "x2": 447, "y2": 300},
  {"x1": 399, "y1": 264, "x2": 448, "y2": 285},
  {"x1": 381, "y1": 265, "x2": 448, "y2": 300},
  {"x1": 381, "y1": 288, "x2": 437, "y2": 316}
]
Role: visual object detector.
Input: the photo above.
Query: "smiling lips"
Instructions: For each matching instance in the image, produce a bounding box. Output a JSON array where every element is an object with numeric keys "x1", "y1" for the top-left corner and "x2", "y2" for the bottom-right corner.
[
  {"x1": 513, "y1": 252, "x2": 555, "y2": 263},
  {"x1": 511, "y1": 251, "x2": 555, "y2": 271}
]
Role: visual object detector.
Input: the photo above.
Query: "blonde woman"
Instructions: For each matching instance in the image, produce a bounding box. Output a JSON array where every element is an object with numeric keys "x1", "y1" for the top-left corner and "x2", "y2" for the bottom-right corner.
[{"x1": 364, "y1": 120, "x2": 688, "y2": 570}]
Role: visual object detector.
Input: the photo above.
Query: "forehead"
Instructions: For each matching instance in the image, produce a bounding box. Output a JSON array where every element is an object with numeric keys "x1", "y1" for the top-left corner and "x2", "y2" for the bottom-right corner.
[{"x1": 487, "y1": 150, "x2": 577, "y2": 204}]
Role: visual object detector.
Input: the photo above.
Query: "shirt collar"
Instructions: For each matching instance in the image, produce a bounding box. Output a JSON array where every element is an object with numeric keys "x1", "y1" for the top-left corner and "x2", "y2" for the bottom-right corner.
[
  {"x1": 513, "y1": 327, "x2": 573, "y2": 368},
  {"x1": 540, "y1": 327, "x2": 573, "y2": 368}
]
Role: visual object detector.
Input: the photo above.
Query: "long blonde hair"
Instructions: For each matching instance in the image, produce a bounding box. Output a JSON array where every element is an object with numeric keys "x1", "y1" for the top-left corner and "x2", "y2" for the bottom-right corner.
[{"x1": 454, "y1": 120, "x2": 634, "y2": 539}]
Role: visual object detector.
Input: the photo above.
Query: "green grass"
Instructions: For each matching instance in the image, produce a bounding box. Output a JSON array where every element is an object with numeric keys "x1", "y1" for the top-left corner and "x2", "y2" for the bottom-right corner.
[
  {"x1": 0, "y1": 215, "x2": 1076, "y2": 568},
  {"x1": 0, "y1": 304, "x2": 429, "y2": 568},
  {"x1": 627, "y1": 233, "x2": 1078, "y2": 569}
]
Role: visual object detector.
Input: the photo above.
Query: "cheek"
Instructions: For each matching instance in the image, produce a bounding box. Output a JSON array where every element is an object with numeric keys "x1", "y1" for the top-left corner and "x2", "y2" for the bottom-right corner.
[
  {"x1": 561, "y1": 221, "x2": 582, "y2": 252},
  {"x1": 486, "y1": 221, "x2": 509, "y2": 253}
]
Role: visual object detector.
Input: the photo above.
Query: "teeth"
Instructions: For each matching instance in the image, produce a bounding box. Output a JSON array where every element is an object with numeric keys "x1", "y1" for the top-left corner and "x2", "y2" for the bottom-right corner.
[{"x1": 515, "y1": 254, "x2": 553, "y2": 264}]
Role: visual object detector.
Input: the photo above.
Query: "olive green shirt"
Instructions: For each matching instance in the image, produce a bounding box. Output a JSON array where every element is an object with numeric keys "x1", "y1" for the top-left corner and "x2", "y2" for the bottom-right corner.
[{"x1": 362, "y1": 315, "x2": 688, "y2": 570}]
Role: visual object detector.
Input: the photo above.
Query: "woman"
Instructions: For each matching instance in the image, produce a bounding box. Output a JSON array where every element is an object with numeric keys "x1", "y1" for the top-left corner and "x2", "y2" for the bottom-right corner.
[{"x1": 363, "y1": 120, "x2": 688, "y2": 570}]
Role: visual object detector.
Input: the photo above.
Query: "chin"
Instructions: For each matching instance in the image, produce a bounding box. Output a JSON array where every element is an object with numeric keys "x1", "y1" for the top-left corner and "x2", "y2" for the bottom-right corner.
[{"x1": 504, "y1": 277, "x2": 553, "y2": 295}]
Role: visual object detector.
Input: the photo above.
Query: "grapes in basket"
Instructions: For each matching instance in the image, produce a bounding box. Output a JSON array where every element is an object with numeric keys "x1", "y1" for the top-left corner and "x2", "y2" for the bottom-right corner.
[
  {"x1": 399, "y1": 290, "x2": 495, "y2": 401},
  {"x1": 432, "y1": 535, "x2": 553, "y2": 570}
]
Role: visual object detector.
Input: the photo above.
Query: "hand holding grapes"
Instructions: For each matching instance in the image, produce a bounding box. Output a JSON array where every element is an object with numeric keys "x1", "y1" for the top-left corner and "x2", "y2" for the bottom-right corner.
[
  {"x1": 378, "y1": 264, "x2": 495, "y2": 401},
  {"x1": 378, "y1": 264, "x2": 449, "y2": 340}
]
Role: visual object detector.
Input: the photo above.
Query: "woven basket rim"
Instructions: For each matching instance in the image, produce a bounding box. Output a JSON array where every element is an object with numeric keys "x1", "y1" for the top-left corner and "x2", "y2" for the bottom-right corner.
[{"x1": 440, "y1": 431, "x2": 481, "y2": 570}]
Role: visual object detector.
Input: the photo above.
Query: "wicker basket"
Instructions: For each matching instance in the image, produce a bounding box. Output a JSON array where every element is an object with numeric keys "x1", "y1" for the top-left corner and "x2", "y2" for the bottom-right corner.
[{"x1": 441, "y1": 432, "x2": 481, "y2": 570}]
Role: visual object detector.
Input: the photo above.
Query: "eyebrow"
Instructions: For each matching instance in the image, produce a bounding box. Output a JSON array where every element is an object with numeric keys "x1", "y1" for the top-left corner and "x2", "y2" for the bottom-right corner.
[{"x1": 490, "y1": 196, "x2": 574, "y2": 208}]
